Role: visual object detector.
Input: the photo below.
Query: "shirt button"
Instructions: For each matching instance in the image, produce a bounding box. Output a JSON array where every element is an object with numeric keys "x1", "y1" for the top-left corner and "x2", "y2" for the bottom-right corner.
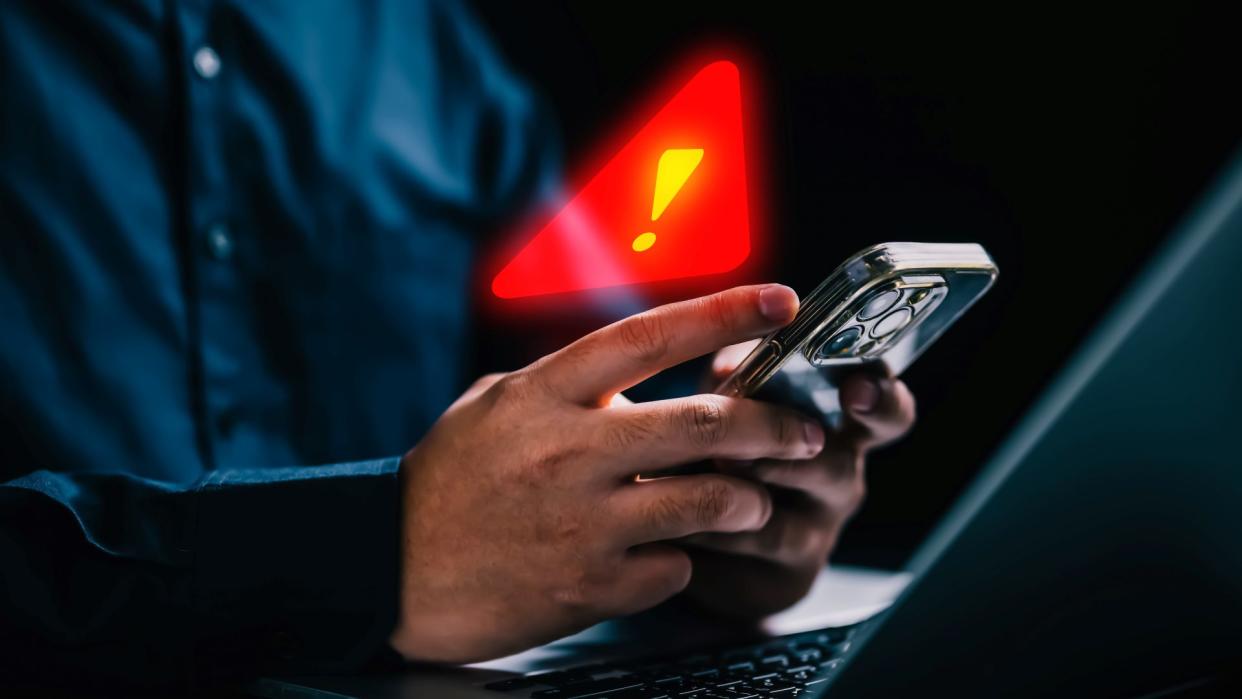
[
  {"x1": 204, "y1": 223, "x2": 234, "y2": 260},
  {"x1": 193, "y1": 46, "x2": 221, "y2": 79}
]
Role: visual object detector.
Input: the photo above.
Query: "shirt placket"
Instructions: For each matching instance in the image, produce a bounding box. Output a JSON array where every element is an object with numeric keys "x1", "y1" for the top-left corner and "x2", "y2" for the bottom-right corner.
[{"x1": 178, "y1": 0, "x2": 247, "y2": 471}]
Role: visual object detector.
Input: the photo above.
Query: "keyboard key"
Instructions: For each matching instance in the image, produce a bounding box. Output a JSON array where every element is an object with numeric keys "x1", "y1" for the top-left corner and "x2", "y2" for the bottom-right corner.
[
  {"x1": 566, "y1": 679, "x2": 647, "y2": 698},
  {"x1": 484, "y1": 676, "x2": 536, "y2": 691},
  {"x1": 530, "y1": 671, "x2": 590, "y2": 687},
  {"x1": 533, "y1": 677, "x2": 645, "y2": 698},
  {"x1": 784, "y1": 666, "x2": 817, "y2": 683},
  {"x1": 610, "y1": 690, "x2": 672, "y2": 699},
  {"x1": 630, "y1": 662, "x2": 673, "y2": 674},
  {"x1": 792, "y1": 647, "x2": 822, "y2": 664},
  {"x1": 486, "y1": 626, "x2": 863, "y2": 697},
  {"x1": 587, "y1": 669, "x2": 640, "y2": 681},
  {"x1": 760, "y1": 654, "x2": 789, "y2": 668},
  {"x1": 748, "y1": 677, "x2": 799, "y2": 693},
  {"x1": 814, "y1": 630, "x2": 848, "y2": 644},
  {"x1": 691, "y1": 668, "x2": 719, "y2": 679}
]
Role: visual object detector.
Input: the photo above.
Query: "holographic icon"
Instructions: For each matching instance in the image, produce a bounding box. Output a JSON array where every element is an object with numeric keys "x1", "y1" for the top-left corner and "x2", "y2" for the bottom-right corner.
[{"x1": 492, "y1": 60, "x2": 752, "y2": 299}]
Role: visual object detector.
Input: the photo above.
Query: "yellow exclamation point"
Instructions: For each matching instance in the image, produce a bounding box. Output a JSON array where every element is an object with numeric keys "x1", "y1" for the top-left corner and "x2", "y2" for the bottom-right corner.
[{"x1": 633, "y1": 148, "x2": 704, "y2": 252}]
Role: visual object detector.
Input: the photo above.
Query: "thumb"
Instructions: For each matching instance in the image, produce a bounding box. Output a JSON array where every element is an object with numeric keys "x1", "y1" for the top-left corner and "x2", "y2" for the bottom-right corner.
[{"x1": 840, "y1": 374, "x2": 917, "y2": 449}]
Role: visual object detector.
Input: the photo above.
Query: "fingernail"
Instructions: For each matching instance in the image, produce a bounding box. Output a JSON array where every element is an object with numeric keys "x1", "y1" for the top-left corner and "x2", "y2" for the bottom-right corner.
[
  {"x1": 803, "y1": 420, "x2": 825, "y2": 454},
  {"x1": 846, "y1": 378, "x2": 880, "y2": 414},
  {"x1": 758, "y1": 284, "x2": 799, "y2": 322}
]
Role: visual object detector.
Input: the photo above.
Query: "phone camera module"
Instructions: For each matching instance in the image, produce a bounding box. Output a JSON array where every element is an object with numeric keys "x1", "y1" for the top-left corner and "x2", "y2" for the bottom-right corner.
[
  {"x1": 815, "y1": 325, "x2": 863, "y2": 361},
  {"x1": 857, "y1": 288, "x2": 902, "y2": 320},
  {"x1": 871, "y1": 307, "x2": 913, "y2": 338}
]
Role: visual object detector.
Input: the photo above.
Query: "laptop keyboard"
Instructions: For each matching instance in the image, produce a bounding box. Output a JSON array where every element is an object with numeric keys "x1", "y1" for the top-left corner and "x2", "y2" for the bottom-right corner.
[{"x1": 484, "y1": 625, "x2": 859, "y2": 698}]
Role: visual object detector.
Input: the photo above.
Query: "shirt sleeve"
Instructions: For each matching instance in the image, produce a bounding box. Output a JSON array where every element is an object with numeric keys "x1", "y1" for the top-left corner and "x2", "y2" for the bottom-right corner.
[{"x1": 0, "y1": 458, "x2": 400, "y2": 692}]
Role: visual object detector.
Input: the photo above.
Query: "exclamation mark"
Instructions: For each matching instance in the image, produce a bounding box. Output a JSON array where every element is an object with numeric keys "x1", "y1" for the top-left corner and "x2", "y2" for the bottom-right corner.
[{"x1": 632, "y1": 148, "x2": 704, "y2": 252}]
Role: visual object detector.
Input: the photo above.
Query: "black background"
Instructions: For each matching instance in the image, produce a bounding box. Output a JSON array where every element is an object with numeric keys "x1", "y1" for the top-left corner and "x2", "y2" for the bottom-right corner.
[{"x1": 474, "y1": 2, "x2": 1241, "y2": 568}]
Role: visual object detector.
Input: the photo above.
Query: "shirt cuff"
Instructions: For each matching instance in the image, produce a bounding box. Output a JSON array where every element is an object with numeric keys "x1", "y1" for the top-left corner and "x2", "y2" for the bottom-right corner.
[{"x1": 191, "y1": 457, "x2": 401, "y2": 680}]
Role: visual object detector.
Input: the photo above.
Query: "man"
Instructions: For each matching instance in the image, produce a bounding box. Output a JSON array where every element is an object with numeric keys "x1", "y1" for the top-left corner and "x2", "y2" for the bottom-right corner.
[{"x1": 0, "y1": 0, "x2": 914, "y2": 691}]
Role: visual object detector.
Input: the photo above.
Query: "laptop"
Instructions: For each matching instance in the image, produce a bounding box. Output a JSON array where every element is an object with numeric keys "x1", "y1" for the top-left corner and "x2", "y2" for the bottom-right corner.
[{"x1": 255, "y1": 152, "x2": 1242, "y2": 698}]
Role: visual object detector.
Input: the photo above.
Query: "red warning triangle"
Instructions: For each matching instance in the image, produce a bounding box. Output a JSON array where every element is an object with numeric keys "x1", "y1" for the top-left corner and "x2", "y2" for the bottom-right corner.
[{"x1": 492, "y1": 60, "x2": 751, "y2": 298}]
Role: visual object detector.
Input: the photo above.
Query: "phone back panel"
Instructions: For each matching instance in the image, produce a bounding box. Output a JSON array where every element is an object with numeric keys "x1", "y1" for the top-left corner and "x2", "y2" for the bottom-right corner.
[{"x1": 721, "y1": 243, "x2": 996, "y2": 426}]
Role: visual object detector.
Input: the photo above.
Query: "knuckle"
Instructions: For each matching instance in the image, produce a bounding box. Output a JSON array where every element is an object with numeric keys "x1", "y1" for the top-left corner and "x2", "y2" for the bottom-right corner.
[
  {"x1": 534, "y1": 510, "x2": 587, "y2": 550},
  {"x1": 882, "y1": 381, "x2": 917, "y2": 429},
  {"x1": 514, "y1": 449, "x2": 568, "y2": 486},
  {"x1": 774, "y1": 519, "x2": 799, "y2": 553},
  {"x1": 486, "y1": 371, "x2": 533, "y2": 406},
  {"x1": 617, "y1": 312, "x2": 671, "y2": 365},
  {"x1": 850, "y1": 476, "x2": 868, "y2": 509},
  {"x1": 802, "y1": 529, "x2": 827, "y2": 559},
  {"x1": 475, "y1": 372, "x2": 506, "y2": 389},
  {"x1": 693, "y1": 480, "x2": 735, "y2": 527},
  {"x1": 770, "y1": 409, "x2": 796, "y2": 449},
  {"x1": 514, "y1": 443, "x2": 581, "y2": 484},
  {"x1": 604, "y1": 411, "x2": 659, "y2": 451},
  {"x1": 686, "y1": 396, "x2": 729, "y2": 448},
  {"x1": 785, "y1": 525, "x2": 813, "y2": 558},
  {"x1": 646, "y1": 492, "x2": 689, "y2": 531},
  {"x1": 838, "y1": 456, "x2": 868, "y2": 515},
  {"x1": 902, "y1": 388, "x2": 918, "y2": 426},
  {"x1": 802, "y1": 523, "x2": 835, "y2": 559},
  {"x1": 699, "y1": 292, "x2": 738, "y2": 335}
]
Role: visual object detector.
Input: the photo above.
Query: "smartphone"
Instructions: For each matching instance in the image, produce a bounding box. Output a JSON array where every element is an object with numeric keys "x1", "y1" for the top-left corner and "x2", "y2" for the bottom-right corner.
[{"x1": 717, "y1": 242, "x2": 998, "y2": 426}]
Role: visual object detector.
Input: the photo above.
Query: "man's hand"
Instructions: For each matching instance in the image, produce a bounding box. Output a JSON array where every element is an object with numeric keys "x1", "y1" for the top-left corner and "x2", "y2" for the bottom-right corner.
[
  {"x1": 389, "y1": 285, "x2": 827, "y2": 663},
  {"x1": 678, "y1": 341, "x2": 916, "y2": 619}
]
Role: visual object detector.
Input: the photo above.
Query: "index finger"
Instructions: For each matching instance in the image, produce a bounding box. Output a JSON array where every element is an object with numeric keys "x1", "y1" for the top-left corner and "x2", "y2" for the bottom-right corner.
[{"x1": 535, "y1": 284, "x2": 799, "y2": 405}]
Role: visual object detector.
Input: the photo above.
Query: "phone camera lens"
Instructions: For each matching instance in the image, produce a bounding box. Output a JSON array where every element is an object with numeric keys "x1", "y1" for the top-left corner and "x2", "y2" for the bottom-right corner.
[
  {"x1": 858, "y1": 289, "x2": 902, "y2": 320},
  {"x1": 871, "y1": 307, "x2": 913, "y2": 338},
  {"x1": 816, "y1": 325, "x2": 863, "y2": 360}
]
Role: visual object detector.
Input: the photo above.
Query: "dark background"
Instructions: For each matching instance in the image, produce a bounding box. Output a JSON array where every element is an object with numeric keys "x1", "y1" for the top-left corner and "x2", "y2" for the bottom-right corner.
[{"x1": 473, "y1": 2, "x2": 1241, "y2": 568}]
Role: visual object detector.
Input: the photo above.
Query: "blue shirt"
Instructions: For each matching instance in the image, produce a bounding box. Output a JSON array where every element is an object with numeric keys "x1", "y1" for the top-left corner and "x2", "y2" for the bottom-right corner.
[{"x1": 0, "y1": 0, "x2": 558, "y2": 690}]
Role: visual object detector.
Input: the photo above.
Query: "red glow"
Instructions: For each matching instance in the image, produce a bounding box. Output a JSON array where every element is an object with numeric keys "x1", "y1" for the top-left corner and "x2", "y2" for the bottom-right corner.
[{"x1": 492, "y1": 60, "x2": 753, "y2": 299}]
